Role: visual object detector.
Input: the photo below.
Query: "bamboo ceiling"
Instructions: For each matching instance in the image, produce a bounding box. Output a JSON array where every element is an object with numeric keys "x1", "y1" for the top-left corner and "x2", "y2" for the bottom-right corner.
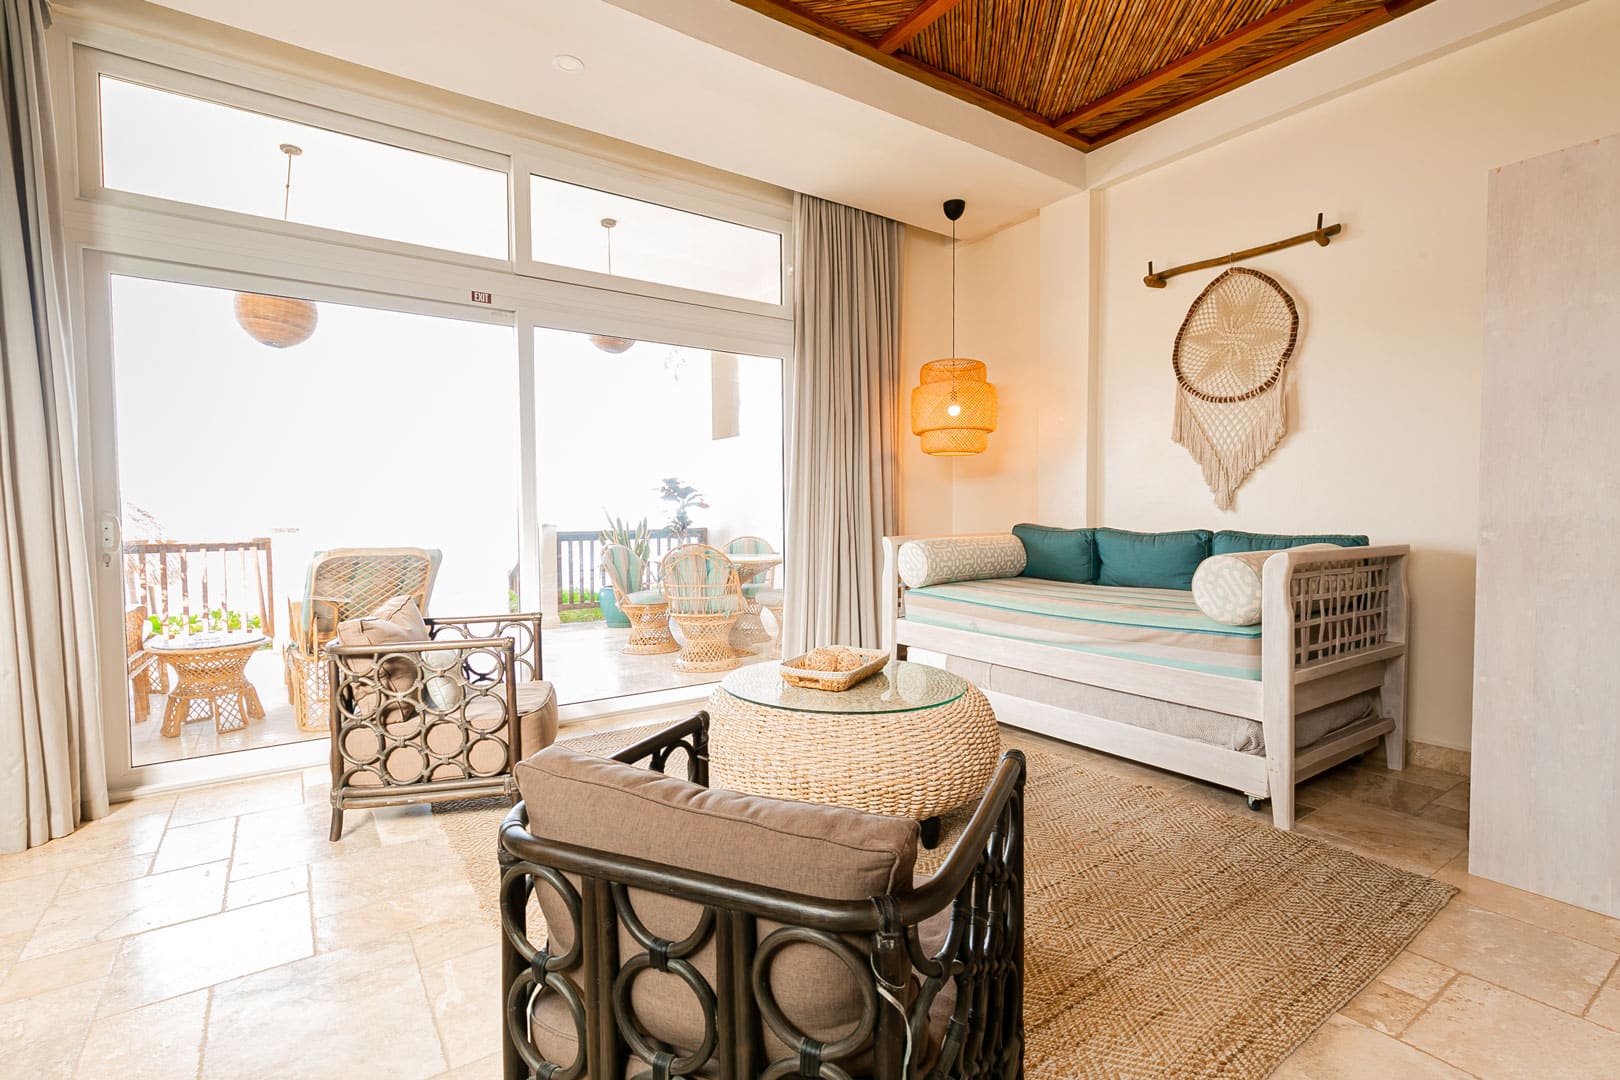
[{"x1": 729, "y1": 0, "x2": 1436, "y2": 150}]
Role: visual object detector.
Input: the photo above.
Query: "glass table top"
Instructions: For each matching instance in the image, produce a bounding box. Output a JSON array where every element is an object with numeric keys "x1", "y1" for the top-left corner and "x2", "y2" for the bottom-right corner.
[
  {"x1": 718, "y1": 660, "x2": 966, "y2": 715},
  {"x1": 147, "y1": 632, "x2": 268, "y2": 653}
]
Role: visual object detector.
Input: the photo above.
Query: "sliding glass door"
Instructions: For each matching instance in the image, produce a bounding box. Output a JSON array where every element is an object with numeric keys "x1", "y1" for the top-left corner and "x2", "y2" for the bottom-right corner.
[
  {"x1": 533, "y1": 326, "x2": 784, "y2": 706},
  {"x1": 107, "y1": 272, "x2": 518, "y2": 767}
]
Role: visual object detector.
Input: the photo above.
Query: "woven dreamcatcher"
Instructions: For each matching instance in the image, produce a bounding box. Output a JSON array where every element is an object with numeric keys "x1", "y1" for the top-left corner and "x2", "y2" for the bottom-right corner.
[{"x1": 1171, "y1": 267, "x2": 1299, "y2": 509}]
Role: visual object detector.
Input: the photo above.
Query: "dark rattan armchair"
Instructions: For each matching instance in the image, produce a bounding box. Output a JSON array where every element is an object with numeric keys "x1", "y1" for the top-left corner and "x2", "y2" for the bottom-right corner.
[
  {"x1": 498, "y1": 714, "x2": 1026, "y2": 1080},
  {"x1": 326, "y1": 613, "x2": 555, "y2": 841}
]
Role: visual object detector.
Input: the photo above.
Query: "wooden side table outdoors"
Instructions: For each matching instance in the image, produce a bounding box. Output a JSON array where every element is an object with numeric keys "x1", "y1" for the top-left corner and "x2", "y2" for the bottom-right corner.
[
  {"x1": 706, "y1": 660, "x2": 1001, "y2": 846},
  {"x1": 727, "y1": 552, "x2": 783, "y2": 647},
  {"x1": 149, "y1": 632, "x2": 268, "y2": 737}
]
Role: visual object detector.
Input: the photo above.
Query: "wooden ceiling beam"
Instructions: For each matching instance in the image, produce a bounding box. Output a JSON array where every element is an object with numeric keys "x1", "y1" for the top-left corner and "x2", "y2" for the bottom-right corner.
[
  {"x1": 1087, "y1": 3, "x2": 1411, "y2": 149},
  {"x1": 877, "y1": 0, "x2": 967, "y2": 54},
  {"x1": 1053, "y1": 0, "x2": 1340, "y2": 131},
  {"x1": 726, "y1": 0, "x2": 1095, "y2": 152}
]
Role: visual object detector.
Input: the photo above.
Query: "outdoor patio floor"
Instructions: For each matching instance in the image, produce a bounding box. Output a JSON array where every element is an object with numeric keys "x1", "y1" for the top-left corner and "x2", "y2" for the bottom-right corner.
[{"x1": 129, "y1": 621, "x2": 779, "y2": 766}]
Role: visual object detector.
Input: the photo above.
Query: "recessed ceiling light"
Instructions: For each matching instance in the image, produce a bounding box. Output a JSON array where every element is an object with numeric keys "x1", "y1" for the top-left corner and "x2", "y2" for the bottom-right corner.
[{"x1": 553, "y1": 54, "x2": 585, "y2": 74}]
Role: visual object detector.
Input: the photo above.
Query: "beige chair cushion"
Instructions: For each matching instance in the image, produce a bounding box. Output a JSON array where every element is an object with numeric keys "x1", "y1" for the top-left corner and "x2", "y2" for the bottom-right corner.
[
  {"x1": 334, "y1": 601, "x2": 429, "y2": 724},
  {"x1": 516, "y1": 744, "x2": 918, "y2": 1070},
  {"x1": 464, "y1": 680, "x2": 558, "y2": 763}
]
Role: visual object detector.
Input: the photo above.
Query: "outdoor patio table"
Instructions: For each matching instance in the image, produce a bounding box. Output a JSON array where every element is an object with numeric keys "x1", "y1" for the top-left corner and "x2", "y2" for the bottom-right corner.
[
  {"x1": 727, "y1": 551, "x2": 783, "y2": 647},
  {"x1": 148, "y1": 632, "x2": 268, "y2": 737}
]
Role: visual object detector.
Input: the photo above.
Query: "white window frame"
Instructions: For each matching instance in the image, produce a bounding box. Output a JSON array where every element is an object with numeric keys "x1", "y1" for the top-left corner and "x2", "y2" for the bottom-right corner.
[
  {"x1": 52, "y1": 13, "x2": 794, "y2": 798},
  {"x1": 69, "y1": 43, "x2": 795, "y2": 322}
]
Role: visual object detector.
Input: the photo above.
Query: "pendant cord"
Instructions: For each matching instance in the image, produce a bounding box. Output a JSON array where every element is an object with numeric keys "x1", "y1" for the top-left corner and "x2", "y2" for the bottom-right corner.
[
  {"x1": 950, "y1": 215, "x2": 959, "y2": 402},
  {"x1": 282, "y1": 153, "x2": 293, "y2": 221}
]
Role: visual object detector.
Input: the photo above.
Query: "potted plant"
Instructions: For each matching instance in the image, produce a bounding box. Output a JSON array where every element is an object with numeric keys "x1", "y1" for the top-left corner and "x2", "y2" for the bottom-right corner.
[
  {"x1": 598, "y1": 514, "x2": 651, "y2": 628},
  {"x1": 657, "y1": 477, "x2": 709, "y2": 544}
]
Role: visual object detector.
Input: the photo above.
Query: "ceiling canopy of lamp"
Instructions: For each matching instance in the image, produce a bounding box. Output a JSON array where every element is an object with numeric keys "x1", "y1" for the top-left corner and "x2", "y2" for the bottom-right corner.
[{"x1": 911, "y1": 198, "x2": 997, "y2": 457}]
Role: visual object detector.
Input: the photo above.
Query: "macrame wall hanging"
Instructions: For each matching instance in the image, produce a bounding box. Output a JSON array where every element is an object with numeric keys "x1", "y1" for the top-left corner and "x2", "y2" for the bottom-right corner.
[{"x1": 1170, "y1": 266, "x2": 1299, "y2": 509}]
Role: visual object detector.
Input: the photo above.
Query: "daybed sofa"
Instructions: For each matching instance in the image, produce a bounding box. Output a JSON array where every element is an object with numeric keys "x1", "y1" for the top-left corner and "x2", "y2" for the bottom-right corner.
[{"x1": 880, "y1": 525, "x2": 1410, "y2": 830}]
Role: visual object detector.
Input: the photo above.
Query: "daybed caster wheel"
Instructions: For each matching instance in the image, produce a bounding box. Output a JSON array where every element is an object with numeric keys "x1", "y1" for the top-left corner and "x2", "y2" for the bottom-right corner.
[{"x1": 1245, "y1": 795, "x2": 1268, "y2": 813}]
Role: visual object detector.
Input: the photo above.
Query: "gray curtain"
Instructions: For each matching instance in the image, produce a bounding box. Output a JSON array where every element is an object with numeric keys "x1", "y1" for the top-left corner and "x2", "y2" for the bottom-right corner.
[
  {"x1": 2, "y1": 0, "x2": 109, "y2": 853},
  {"x1": 780, "y1": 195, "x2": 902, "y2": 656}
]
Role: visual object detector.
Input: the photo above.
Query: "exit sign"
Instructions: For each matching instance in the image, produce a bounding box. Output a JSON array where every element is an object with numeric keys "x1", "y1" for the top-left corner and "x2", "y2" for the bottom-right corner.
[{"x1": 470, "y1": 290, "x2": 493, "y2": 304}]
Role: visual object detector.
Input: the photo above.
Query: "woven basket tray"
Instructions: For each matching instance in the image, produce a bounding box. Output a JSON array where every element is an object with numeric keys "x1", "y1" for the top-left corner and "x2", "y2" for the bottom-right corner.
[{"x1": 778, "y1": 648, "x2": 888, "y2": 692}]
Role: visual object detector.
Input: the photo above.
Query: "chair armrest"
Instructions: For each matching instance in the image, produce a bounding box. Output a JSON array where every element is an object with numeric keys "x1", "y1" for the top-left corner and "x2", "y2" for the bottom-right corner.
[{"x1": 611, "y1": 712, "x2": 709, "y2": 785}]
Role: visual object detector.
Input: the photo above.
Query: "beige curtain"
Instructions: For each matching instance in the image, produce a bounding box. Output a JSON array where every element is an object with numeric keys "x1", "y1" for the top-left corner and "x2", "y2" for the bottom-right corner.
[
  {"x1": 1, "y1": 0, "x2": 109, "y2": 853},
  {"x1": 780, "y1": 195, "x2": 902, "y2": 655}
]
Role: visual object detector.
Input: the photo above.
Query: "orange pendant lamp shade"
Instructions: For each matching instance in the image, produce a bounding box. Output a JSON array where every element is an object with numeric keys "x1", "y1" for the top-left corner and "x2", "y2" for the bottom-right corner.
[
  {"x1": 913, "y1": 198, "x2": 997, "y2": 456},
  {"x1": 911, "y1": 358, "x2": 997, "y2": 456}
]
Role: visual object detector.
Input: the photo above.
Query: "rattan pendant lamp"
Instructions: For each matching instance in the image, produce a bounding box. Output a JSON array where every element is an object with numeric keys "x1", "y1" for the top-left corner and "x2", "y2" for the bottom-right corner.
[
  {"x1": 589, "y1": 217, "x2": 636, "y2": 354},
  {"x1": 911, "y1": 198, "x2": 997, "y2": 456},
  {"x1": 233, "y1": 144, "x2": 319, "y2": 349}
]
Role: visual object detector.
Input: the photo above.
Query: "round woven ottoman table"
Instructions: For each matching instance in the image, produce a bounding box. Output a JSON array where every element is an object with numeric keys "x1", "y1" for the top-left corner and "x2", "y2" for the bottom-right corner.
[{"x1": 705, "y1": 660, "x2": 1001, "y2": 846}]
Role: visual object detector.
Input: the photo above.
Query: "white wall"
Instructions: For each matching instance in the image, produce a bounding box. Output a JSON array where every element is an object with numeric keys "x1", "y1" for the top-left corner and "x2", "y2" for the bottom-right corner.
[{"x1": 899, "y1": 0, "x2": 1620, "y2": 752}]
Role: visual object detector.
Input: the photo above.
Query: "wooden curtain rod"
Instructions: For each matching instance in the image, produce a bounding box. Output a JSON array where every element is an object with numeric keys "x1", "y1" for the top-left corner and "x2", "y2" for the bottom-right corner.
[{"x1": 1144, "y1": 213, "x2": 1342, "y2": 288}]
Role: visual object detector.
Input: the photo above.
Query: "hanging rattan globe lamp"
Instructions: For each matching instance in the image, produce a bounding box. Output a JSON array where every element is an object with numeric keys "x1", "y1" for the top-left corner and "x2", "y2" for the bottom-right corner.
[
  {"x1": 589, "y1": 217, "x2": 636, "y2": 354},
  {"x1": 234, "y1": 144, "x2": 318, "y2": 349},
  {"x1": 911, "y1": 198, "x2": 997, "y2": 456}
]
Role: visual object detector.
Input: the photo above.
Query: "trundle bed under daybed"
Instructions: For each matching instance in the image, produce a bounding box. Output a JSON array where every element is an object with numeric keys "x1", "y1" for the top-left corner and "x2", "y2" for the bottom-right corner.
[{"x1": 879, "y1": 527, "x2": 1410, "y2": 830}]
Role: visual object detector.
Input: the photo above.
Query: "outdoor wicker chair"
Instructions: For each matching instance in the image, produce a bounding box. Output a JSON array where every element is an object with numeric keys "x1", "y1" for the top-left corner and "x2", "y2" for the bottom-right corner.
[
  {"x1": 326, "y1": 608, "x2": 555, "y2": 841},
  {"x1": 125, "y1": 604, "x2": 161, "y2": 723},
  {"x1": 498, "y1": 714, "x2": 1027, "y2": 1080},
  {"x1": 660, "y1": 544, "x2": 746, "y2": 672},
  {"x1": 725, "y1": 534, "x2": 785, "y2": 637},
  {"x1": 284, "y1": 546, "x2": 441, "y2": 732},
  {"x1": 600, "y1": 543, "x2": 678, "y2": 656}
]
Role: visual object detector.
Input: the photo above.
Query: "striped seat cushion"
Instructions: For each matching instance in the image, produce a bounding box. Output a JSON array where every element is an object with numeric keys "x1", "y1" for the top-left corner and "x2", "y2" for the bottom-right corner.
[{"x1": 903, "y1": 577, "x2": 1263, "y2": 680}]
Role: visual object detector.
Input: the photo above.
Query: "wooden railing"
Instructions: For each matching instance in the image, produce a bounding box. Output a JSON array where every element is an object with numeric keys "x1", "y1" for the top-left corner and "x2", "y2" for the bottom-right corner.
[
  {"x1": 544, "y1": 527, "x2": 708, "y2": 618},
  {"x1": 123, "y1": 538, "x2": 275, "y2": 639}
]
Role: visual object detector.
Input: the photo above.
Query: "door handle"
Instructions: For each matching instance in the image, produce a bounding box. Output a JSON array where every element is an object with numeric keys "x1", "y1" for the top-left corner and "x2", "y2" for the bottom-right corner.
[{"x1": 100, "y1": 513, "x2": 120, "y2": 568}]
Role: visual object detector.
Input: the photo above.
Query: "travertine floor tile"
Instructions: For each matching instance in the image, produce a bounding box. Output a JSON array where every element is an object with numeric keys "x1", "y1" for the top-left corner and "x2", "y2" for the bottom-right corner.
[
  {"x1": 169, "y1": 773, "x2": 303, "y2": 828},
  {"x1": 150, "y1": 818, "x2": 237, "y2": 874},
  {"x1": 1587, "y1": 969, "x2": 1620, "y2": 1032},
  {"x1": 0, "y1": 939, "x2": 119, "y2": 1005},
  {"x1": 431, "y1": 1051, "x2": 502, "y2": 1079},
  {"x1": 75, "y1": 988, "x2": 207, "y2": 1079},
  {"x1": 229, "y1": 801, "x2": 378, "y2": 880},
  {"x1": 421, "y1": 944, "x2": 503, "y2": 1068},
  {"x1": 1403, "y1": 975, "x2": 1620, "y2": 1078},
  {"x1": 1270, "y1": 1014, "x2": 1468, "y2": 1078},
  {"x1": 0, "y1": 870, "x2": 65, "y2": 937},
  {"x1": 1300, "y1": 768, "x2": 1443, "y2": 815},
  {"x1": 1433, "y1": 780, "x2": 1469, "y2": 811},
  {"x1": 372, "y1": 803, "x2": 444, "y2": 846},
  {"x1": 23, "y1": 861, "x2": 227, "y2": 960},
  {"x1": 57, "y1": 853, "x2": 156, "y2": 895},
  {"x1": 0, "y1": 978, "x2": 106, "y2": 1078},
  {"x1": 0, "y1": 804, "x2": 169, "y2": 886},
  {"x1": 307, "y1": 838, "x2": 474, "y2": 920},
  {"x1": 202, "y1": 939, "x2": 446, "y2": 1080},
  {"x1": 1340, "y1": 979, "x2": 1427, "y2": 1036},
  {"x1": 1351, "y1": 761, "x2": 1464, "y2": 794},
  {"x1": 1409, "y1": 903, "x2": 1616, "y2": 1013},
  {"x1": 411, "y1": 917, "x2": 498, "y2": 970},
  {"x1": 1436, "y1": 852, "x2": 1620, "y2": 952},
  {"x1": 224, "y1": 864, "x2": 307, "y2": 910},
  {"x1": 1295, "y1": 798, "x2": 1466, "y2": 874},
  {"x1": 1376, "y1": 950, "x2": 1455, "y2": 1002},
  {"x1": 99, "y1": 892, "x2": 314, "y2": 1016}
]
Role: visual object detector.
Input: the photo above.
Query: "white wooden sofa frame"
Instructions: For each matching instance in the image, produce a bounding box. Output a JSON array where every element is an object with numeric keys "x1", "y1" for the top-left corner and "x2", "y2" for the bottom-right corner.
[{"x1": 880, "y1": 538, "x2": 1410, "y2": 830}]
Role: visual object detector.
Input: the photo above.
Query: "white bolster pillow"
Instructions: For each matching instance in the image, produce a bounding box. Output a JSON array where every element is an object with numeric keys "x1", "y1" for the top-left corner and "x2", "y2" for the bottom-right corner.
[
  {"x1": 897, "y1": 534, "x2": 1027, "y2": 589},
  {"x1": 1191, "y1": 544, "x2": 1341, "y2": 626}
]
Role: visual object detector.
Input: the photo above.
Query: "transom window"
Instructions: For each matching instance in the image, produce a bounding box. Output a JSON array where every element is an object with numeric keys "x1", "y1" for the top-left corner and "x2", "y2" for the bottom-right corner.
[
  {"x1": 530, "y1": 175, "x2": 783, "y2": 305},
  {"x1": 97, "y1": 75, "x2": 510, "y2": 260}
]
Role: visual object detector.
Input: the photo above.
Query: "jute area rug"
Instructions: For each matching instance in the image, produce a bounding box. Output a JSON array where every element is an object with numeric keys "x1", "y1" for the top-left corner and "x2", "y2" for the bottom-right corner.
[{"x1": 434, "y1": 724, "x2": 1455, "y2": 1079}]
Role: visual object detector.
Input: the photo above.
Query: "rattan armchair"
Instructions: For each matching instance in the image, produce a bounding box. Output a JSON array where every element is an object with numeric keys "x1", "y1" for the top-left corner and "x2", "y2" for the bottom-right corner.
[
  {"x1": 125, "y1": 605, "x2": 161, "y2": 723},
  {"x1": 326, "y1": 612, "x2": 554, "y2": 841},
  {"x1": 601, "y1": 544, "x2": 677, "y2": 656},
  {"x1": 660, "y1": 544, "x2": 746, "y2": 673},
  {"x1": 725, "y1": 534, "x2": 785, "y2": 639},
  {"x1": 284, "y1": 547, "x2": 440, "y2": 732},
  {"x1": 498, "y1": 715, "x2": 1027, "y2": 1080}
]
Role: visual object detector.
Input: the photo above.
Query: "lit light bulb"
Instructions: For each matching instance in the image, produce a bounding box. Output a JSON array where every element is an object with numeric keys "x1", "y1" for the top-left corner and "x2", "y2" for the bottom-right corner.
[{"x1": 947, "y1": 403, "x2": 962, "y2": 417}]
